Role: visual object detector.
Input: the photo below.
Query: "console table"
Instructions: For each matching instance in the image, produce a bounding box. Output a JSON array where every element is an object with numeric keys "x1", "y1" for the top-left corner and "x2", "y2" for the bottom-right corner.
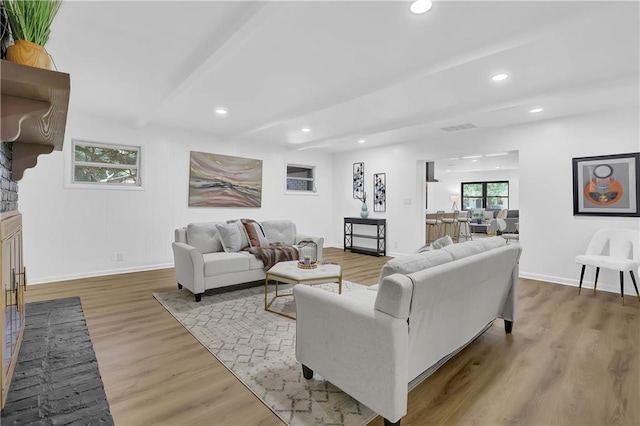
[{"x1": 344, "y1": 217, "x2": 386, "y2": 256}]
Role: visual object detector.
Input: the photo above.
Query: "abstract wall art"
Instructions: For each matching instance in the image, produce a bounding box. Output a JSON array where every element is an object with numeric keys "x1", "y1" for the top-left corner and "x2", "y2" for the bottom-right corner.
[
  {"x1": 374, "y1": 173, "x2": 386, "y2": 212},
  {"x1": 572, "y1": 152, "x2": 640, "y2": 217},
  {"x1": 188, "y1": 151, "x2": 263, "y2": 208},
  {"x1": 353, "y1": 162, "x2": 364, "y2": 199}
]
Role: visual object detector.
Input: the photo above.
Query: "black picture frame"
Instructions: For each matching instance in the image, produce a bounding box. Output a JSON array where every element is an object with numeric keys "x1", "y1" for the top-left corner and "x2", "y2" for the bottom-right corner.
[
  {"x1": 572, "y1": 152, "x2": 640, "y2": 217},
  {"x1": 353, "y1": 162, "x2": 364, "y2": 199},
  {"x1": 374, "y1": 173, "x2": 386, "y2": 212}
]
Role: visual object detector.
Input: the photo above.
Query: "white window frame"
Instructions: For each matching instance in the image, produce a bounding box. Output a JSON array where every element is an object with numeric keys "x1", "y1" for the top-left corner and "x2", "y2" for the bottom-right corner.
[
  {"x1": 285, "y1": 162, "x2": 317, "y2": 195},
  {"x1": 68, "y1": 139, "x2": 144, "y2": 190}
]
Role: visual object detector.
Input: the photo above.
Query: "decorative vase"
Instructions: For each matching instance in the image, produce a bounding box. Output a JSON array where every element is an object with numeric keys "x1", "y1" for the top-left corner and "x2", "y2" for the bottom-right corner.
[
  {"x1": 360, "y1": 202, "x2": 369, "y2": 218},
  {"x1": 7, "y1": 40, "x2": 52, "y2": 70}
]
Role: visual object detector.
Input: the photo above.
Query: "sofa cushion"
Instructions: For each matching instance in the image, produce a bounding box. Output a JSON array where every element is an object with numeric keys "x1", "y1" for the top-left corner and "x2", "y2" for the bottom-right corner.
[
  {"x1": 432, "y1": 235, "x2": 453, "y2": 250},
  {"x1": 478, "y1": 236, "x2": 507, "y2": 251},
  {"x1": 441, "y1": 240, "x2": 486, "y2": 260},
  {"x1": 262, "y1": 220, "x2": 296, "y2": 245},
  {"x1": 215, "y1": 223, "x2": 242, "y2": 253},
  {"x1": 379, "y1": 249, "x2": 453, "y2": 281},
  {"x1": 227, "y1": 220, "x2": 250, "y2": 250},
  {"x1": 507, "y1": 209, "x2": 519, "y2": 218},
  {"x1": 186, "y1": 222, "x2": 223, "y2": 253},
  {"x1": 242, "y1": 219, "x2": 269, "y2": 248},
  {"x1": 202, "y1": 252, "x2": 251, "y2": 276}
]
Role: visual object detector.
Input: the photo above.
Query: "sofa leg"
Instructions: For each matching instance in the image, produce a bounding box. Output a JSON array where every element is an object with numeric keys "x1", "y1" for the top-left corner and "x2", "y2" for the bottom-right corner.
[
  {"x1": 178, "y1": 283, "x2": 183, "y2": 290},
  {"x1": 195, "y1": 293, "x2": 202, "y2": 302},
  {"x1": 504, "y1": 320, "x2": 513, "y2": 334},
  {"x1": 384, "y1": 418, "x2": 401, "y2": 426},
  {"x1": 302, "y1": 364, "x2": 314, "y2": 379}
]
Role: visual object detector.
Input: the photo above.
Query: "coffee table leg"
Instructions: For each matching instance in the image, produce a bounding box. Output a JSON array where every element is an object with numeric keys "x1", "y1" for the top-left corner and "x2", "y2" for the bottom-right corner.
[
  {"x1": 264, "y1": 275, "x2": 269, "y2": 310},
  {"x1": 338, "y1": 276, "x2": 342, "y2": 294}
]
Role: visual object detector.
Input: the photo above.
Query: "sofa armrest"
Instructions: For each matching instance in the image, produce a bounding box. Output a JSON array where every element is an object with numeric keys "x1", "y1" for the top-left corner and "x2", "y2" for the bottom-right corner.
[
  {"x1": 172, "y1": 242, "x2": 205, "y2": 295},
  {"x1": 295, "y1": 234, "x2": 325, "y2": 261},
  {"x1": 294, "y1": 285, "x2": 408, "y2": 423}
]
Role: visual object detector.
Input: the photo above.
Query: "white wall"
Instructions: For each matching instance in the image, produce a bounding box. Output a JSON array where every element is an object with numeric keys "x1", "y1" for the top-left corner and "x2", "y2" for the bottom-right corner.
[
  {"x1": 19, "y1": 112, "x2": 333, "y2": 283},
  {"x1": 428, "y1": 168, "x2": 520, "y2": 212},
  {"x1": 331, "y1": 107, "x2": 640, "y2": 294}
]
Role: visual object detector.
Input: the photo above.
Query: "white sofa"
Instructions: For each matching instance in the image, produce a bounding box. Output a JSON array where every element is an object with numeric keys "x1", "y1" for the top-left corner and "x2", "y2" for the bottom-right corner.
[
  {"x1": 294, "y1": 237, "x2": 521, "y2": 426},
  {"x1": 173, "y1": 219, "x2": 324, "y2": 301}
]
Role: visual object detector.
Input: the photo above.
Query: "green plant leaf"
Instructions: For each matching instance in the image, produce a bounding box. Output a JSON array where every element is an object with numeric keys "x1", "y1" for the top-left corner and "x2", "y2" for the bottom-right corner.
[{"x1": 3, "y1": 0, "x2": 61, "y2": 46}]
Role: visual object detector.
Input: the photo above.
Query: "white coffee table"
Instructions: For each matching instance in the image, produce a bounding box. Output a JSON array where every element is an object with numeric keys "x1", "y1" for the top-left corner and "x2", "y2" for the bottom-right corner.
[{"x1": 265, "y1": 260, "x2": 342, "y2": 319}]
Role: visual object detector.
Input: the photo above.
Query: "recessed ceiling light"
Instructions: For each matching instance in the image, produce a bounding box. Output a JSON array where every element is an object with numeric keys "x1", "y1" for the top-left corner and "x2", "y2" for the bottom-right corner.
[
  {"x1": 491, "y1": 73, "x2": 509, "y2": 82},
  {"x1": 496, "y1": 166, "x2": 501, "y2": 169},
  {"x1": 462, "y1": 155, "x2": 482, "y2": 159},
  {"x1": 529, "y1": 108, "x2": 544, "y2": 113},
  {"x1": 486, "y1": 152, "x2": 509, "y2": 157},
  {"x1": 471, "y1": 160, "x2": 478, "y2": 163},
  {"x1": 410, "y1": 0, "x2": 433, "y2": 14},
  {"x1": 302, "y1": 127, "x2": 311, "y2": 132},
  {"x1": 358, "y1": 140, "x2": 366, "y2": 144},
  {"x1": 215, "y1": 108, "x2": 228, "y2": 115},
  {"x1": 446, "y1": 169, "x2": 451, "y2": 172}
]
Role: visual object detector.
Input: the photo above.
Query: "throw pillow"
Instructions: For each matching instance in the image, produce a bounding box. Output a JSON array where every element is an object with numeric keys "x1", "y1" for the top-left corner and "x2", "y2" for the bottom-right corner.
[
  {"x1": 226, "y1": 219, "x2": 250, "y2": 250},
  {"x1": 431, "y1": 235, "x2": 453, "y2": 250},
  {"x1": 215, "y1": 223, "x2": 242, "y2": 253},
  {"x1": 416, "y1": 244, "x2": 431, "y2": 253},
  {"x1": 241, "y1": 219, "x2": 269, "y2": 248}
]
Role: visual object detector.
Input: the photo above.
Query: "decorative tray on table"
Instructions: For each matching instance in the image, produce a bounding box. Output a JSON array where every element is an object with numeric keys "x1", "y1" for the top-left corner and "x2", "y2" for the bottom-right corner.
[{"x1": 297, "y1": 261, "x2": 318, "y2": 269}]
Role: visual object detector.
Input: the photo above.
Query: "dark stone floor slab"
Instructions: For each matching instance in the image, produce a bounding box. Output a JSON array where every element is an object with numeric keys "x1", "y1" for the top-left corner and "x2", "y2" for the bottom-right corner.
[{"x1": 1, "y1": 297, "x2": 114, "y2": 425}]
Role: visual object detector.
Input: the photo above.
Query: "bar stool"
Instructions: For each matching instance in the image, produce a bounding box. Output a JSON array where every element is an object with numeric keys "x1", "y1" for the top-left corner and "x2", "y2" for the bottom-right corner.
[
  {"x1": 425, "y1": 210, "x2": 444, "y2": 244},
  {"x1": 457, "y1": 210, "x2": 472, "y2": 242},
  {"x1": 441, "y1": 210, "x2": 459, "y2": 242}
]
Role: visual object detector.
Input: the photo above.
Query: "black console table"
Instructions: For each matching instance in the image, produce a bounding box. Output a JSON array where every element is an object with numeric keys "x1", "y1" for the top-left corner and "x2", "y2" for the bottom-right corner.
[{"x1": 344, "y1": 217, "x2": 386, "y2": 256}]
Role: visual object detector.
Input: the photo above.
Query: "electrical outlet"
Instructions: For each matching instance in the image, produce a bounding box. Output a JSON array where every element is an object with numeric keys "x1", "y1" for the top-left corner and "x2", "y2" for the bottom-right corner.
[
  {"x1": 403, "y1": 198, "x2": 412, "y2": 205},
  {"x1": 117, "y1": 252, "x2": 124, "y2": 262},
  {"x1": 394, "y1": 241, "x2": 398, "y2": 248},
  {"x1": 110, "y1": 253, "x2": 117, "y2": 262}
]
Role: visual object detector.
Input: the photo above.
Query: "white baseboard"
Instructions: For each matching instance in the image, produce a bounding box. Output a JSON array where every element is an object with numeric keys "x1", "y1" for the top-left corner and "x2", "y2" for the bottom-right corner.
[
  {"x1": 28, "y1": 263, "x2": 174, "y2": 285},
  {"x1": 519, "y1": 271, "x2": 637, "y2": 296}
]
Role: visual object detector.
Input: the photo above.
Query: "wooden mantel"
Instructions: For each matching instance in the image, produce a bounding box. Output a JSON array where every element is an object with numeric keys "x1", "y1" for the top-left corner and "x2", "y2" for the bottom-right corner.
[{"x1": 1, "y1": 60, "x2": 70, "y2": 180}]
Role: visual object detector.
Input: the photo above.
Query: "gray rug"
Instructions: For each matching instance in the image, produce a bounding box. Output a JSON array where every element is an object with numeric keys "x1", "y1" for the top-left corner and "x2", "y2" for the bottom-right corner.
[
  {"x1": 1, "y1": 297, "x2": 113, "y2": 426},
  {"x1": 154, "y1": 281, "x2": 377, "y2": 426}
]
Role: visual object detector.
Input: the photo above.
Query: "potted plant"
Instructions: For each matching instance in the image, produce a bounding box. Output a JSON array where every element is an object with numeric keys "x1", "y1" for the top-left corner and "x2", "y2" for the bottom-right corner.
[{"x1": 3, "y1": 0, "x2": 61, "y2": 70}]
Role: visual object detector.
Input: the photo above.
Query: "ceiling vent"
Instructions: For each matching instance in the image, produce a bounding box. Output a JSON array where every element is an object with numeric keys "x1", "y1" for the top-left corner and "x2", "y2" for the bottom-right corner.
[{"x1": 440, "y1": 123, "x2": 477, "y2": 132}]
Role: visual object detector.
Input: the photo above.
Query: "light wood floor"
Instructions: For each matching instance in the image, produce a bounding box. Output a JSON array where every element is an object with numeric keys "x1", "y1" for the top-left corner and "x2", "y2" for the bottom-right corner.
[{"x1": 23, "y1": 248, "x2": 639, "y2": 426}]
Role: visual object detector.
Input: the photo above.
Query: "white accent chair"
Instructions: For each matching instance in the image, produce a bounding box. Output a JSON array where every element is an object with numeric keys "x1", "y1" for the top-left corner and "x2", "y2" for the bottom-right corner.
[
  {"x1": 575, "y1": 228, "x2": 640, "y2": 305},
  {"x1": 489, "y1": 218, "x2": 519, "y2": 243}
]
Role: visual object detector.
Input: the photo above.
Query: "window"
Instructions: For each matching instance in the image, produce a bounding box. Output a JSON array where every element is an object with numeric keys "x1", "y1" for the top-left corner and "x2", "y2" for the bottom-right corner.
[
  {"x1": 461, "y1": 181, "x2": 508, "y2": 210},
  {"x1": 286, "y1": 164, "x2": 316, "y2": 193},
  {"x1": 72, "y1": 140, "x2": 141, "y2": 187}
]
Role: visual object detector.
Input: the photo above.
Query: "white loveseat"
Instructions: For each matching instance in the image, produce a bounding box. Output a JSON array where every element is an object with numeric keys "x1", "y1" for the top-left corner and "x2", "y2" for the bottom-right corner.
[
  {"x1": 173, "y1": 219, "x2": 324, "y2": 301},
  {"x1": 294, "y1": 237, "x2": 521, "y2": 426}
]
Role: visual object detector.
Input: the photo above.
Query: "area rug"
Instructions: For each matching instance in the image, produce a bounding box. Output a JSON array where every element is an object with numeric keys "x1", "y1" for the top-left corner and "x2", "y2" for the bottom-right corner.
[
  {"x1": 154, "y1": 281, "x2": 378, "y2": 426},
  {"x1": 1, "y1": 297, "x2": 113, "y2": 425}
]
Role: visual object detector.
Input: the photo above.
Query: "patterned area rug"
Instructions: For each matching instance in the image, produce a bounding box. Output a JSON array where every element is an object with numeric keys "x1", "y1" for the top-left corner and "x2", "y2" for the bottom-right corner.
[{"x1": 153, "y1": 281, "x2": 377, "y2": 426}]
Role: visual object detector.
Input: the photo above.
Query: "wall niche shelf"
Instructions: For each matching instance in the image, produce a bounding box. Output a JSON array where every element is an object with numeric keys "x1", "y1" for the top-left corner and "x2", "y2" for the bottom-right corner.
[{"x1": 1, "y1": 60, "x2": 70, "y2": 180}]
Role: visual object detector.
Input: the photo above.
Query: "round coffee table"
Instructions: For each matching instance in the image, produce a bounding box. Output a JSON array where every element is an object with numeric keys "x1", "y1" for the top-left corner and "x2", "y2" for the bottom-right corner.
[{"x1": 264, "y1": 260, "x2": 342, "y2": 319}]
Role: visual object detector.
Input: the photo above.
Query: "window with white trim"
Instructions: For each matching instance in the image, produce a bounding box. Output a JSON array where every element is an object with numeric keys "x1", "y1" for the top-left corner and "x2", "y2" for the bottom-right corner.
[
  {"x1": 72, "y1": 140, "x2": 141, "y2": 187},
  {"x1": 286, "y1": 164, "x2": 316, "y2": 193}
]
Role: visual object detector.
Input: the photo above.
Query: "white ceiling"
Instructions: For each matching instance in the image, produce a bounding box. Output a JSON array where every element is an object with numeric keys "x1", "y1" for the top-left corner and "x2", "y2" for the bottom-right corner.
[{"x1": 47, "y1": 1, "x2": 639, "y2": 153}]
